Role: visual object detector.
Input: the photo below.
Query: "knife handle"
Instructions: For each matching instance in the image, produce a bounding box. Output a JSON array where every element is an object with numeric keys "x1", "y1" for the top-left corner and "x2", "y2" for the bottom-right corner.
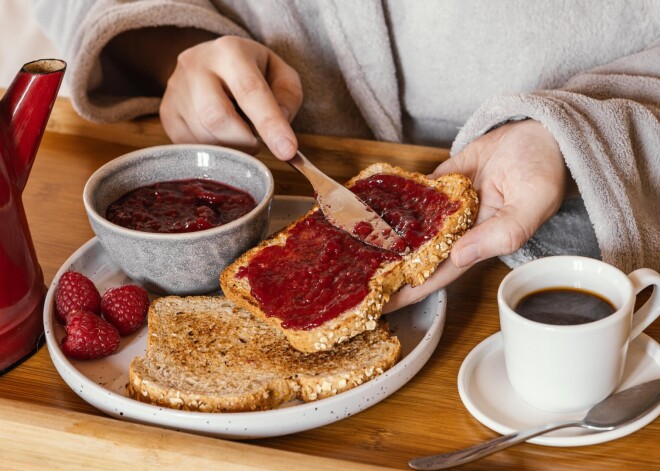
[
  {"x1": 253, "y1": 134, "x2": 333, "y2": 194},
  {"x1": 287, "y1": 151, "x2": 336, "y2": 194}
]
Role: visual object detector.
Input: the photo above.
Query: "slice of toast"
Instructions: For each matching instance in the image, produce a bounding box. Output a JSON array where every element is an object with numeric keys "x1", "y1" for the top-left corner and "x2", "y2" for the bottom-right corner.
[
  {"x1": 221, "y1": 163, "x2": 478, "y2": 353},
  {"x1": 127, "y1": 296, "x2": 401, "y2": 412}
]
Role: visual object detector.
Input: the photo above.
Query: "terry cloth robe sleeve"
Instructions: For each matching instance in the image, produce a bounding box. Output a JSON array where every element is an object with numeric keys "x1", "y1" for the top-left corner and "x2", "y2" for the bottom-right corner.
[
  {"x1": 30, "y1": 0, "x2": 250, "y2": 123},
  {"x1": 451, "y1": 43, "x2": 660, "y2": 273}
]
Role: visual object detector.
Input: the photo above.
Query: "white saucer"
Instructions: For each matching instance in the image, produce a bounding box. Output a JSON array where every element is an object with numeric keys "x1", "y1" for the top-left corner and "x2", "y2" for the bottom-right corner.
[{"x1": 458, "y1": 332, "x2": 660, "y2": 447}]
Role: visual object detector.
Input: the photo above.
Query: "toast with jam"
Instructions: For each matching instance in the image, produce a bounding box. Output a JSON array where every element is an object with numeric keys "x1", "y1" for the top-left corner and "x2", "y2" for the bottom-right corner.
[
  {"x1": 127, "y1": 296, "x2": 401, "y2": 412},
  {"x1": 221, "y1": 163, "x2": 478, "y2": 353}
]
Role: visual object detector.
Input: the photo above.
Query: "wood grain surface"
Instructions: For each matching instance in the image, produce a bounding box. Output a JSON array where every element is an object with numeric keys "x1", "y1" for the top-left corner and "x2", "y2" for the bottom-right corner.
[{"x1": 0, "y1": 96, "x2": 657, "y2": 470}]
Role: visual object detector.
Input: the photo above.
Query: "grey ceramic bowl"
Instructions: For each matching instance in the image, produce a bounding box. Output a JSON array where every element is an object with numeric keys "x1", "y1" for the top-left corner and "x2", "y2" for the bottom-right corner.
[{"x1": 83, "y1": 144, "x2": 274, "y2": 295}]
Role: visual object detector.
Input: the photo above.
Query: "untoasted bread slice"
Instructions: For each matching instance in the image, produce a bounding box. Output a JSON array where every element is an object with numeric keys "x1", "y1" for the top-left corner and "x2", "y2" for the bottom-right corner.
[
  {"x1": 221, "y1": 163, "x2": 478, "y2": 353},
  {"x1": 127, "y1": 296, "x2": 401, "y2": 412}
]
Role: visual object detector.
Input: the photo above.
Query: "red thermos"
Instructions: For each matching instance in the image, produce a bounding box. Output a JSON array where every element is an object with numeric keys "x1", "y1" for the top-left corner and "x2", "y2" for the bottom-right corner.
[{"x1": 0, "y1": 59, "x2": 65, "y2": 372}]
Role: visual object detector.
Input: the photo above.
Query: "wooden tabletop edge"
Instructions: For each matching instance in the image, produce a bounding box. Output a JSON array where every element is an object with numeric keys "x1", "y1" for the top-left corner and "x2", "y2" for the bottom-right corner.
[
  {"x1": 28, "y1": 92, "x2": 450, "y2": 163},
  {"x1": 0, "y1": 396, "x2": 393, "y2": 470}
]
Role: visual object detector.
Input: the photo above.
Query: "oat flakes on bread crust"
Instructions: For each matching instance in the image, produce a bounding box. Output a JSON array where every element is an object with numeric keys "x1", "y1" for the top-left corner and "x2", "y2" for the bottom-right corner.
[
  {"x1": 127, "y1": 296, "x2": 401, "y2": 412},
  {"x1": 221, "y1": 163, "x2": 478, "y2": 353}
]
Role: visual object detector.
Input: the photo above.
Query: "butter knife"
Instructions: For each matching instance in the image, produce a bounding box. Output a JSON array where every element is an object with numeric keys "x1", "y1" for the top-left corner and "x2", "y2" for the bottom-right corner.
[{"x1": 286, "y1": 149, "x2": 408, "y2": 253}]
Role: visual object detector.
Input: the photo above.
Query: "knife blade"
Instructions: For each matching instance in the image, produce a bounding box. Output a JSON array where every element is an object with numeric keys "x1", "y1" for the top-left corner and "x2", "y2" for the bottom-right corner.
[{"x1": 287, "y1": 149, "x2": 408, "y2": 253}]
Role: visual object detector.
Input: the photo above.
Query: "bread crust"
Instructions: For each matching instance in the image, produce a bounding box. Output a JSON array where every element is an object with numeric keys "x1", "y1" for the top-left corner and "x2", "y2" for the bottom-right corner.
[
  {"x1": 221, "y1": 163, "x2": 478, "y2": 353},
  {"x1": 127, "y1": 296, "x2": 401, "y2": 412}
]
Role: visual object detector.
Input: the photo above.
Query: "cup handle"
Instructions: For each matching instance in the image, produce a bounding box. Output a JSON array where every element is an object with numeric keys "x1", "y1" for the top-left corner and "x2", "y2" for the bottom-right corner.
[{"x1": 629, "y1": 268, "x2": 660, "y2": 341}]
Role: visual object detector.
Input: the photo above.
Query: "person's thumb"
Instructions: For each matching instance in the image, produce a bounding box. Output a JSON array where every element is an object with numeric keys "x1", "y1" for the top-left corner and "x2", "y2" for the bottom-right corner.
[
  {"x1": 450, "y1": 204, "x2": 537, "y2": 268},
  {"x1": 429, "y1": 152, "x2": 472, "y2": 180}
]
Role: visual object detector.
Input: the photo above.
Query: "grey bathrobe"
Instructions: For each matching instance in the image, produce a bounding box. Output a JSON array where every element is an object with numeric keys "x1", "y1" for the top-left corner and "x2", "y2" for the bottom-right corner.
[{"x1": 31, "y1": 0, "x2": 660, "y2": 273}]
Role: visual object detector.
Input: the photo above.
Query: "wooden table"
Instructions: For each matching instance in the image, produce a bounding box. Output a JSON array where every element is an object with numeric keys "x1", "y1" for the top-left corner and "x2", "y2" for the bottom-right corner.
[{"x1": 0, "y1": 97, "x2": 657, "y2": 470}]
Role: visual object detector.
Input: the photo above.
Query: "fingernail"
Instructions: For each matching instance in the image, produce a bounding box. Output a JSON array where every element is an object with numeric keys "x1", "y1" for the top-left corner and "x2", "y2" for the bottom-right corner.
[
  {"x1": 275, "y1": 136, "x2": 295, "y2": 160},
  {"x1": 454, "y1": 244, "x2": 480, "y2": 267}
]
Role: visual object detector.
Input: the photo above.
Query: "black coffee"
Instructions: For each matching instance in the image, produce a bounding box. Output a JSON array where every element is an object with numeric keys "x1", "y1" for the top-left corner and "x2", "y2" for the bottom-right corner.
[{"x1": 515, "y1": 287, "x2": 616, "y2": 326}]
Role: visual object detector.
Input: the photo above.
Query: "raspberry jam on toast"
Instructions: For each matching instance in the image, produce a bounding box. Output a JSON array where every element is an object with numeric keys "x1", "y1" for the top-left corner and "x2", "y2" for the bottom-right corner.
[
  {"x1": 236, "y1": 173, "x2": 462, "y2": 329},
  {"x1": 221, "y1": 163, "x2": 478, "y2": 353}
]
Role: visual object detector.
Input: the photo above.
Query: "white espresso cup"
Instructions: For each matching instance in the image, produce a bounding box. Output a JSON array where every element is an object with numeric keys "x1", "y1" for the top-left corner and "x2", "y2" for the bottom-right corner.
[{"x1": 498, "y1": 256, "x2": 660, "y2": 413}]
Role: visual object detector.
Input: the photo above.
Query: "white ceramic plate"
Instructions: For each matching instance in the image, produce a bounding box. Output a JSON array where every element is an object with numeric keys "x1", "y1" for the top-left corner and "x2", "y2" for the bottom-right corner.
[
  {"x1": 44, "y1": 196, "x2": 447, "y2": 439},
  {"x1": 458, "y1": 331, "x2": 660, "y2": 447}
]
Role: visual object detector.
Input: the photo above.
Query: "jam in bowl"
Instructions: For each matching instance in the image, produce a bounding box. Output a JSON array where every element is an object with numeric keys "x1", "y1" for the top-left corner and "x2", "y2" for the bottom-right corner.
[
  {"x1": 83, "y1": 144, "x2": 274, "y2": 295},
  {"x1": 106, "y1": 178, "x2": 257, "y2": 234}
]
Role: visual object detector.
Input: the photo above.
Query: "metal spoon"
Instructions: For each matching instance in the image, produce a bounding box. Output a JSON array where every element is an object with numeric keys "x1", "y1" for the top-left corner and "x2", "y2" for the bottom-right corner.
[{"x1": 409, "y1": 379, "x2": 660, "y2": 470}]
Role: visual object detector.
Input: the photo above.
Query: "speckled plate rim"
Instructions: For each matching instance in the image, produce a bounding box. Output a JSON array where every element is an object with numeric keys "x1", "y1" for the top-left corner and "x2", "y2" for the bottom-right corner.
[
  {"x1": 458, "y1": 331, "x2": 660, "y2": 447},
  {"x1": 44, "y1": 195, "x2": 447, "y2": 439}
]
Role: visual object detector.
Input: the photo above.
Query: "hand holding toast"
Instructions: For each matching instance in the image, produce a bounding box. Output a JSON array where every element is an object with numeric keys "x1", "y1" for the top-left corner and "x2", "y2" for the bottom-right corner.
[{"x1": 386, "y1": 120, "x2": 569, "y2": 312}]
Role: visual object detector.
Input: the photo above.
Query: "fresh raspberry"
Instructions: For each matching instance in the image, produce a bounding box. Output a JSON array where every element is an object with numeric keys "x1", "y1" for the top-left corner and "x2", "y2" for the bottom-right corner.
[
  {"x1": 55, "y1": 271, "x2": 102, "y2": 322},
  {"x1": 101, "y1": 285, "x2": 150, "y2": 336},
  {"x1": 60, "y1": 311, "x2": 121, "y2": 360}
]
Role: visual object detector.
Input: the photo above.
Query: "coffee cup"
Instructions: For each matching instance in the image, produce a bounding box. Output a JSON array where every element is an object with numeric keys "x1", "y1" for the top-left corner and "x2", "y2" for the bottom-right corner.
[{"x1": 498, "y1": 255, "x2": 660, "y2": 412}]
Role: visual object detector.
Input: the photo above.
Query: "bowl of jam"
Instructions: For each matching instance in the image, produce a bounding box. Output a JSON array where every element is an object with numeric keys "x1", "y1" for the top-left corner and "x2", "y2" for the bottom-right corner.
[{"x1": 83, "y1": 144, "x2": 274, "y2": 294}]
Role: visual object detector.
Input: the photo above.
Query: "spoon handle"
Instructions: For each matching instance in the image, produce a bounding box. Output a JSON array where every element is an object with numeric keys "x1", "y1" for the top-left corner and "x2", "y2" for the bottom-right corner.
[{"x1": 408, "y1": 420, "x2": 581, "y2": 470}]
